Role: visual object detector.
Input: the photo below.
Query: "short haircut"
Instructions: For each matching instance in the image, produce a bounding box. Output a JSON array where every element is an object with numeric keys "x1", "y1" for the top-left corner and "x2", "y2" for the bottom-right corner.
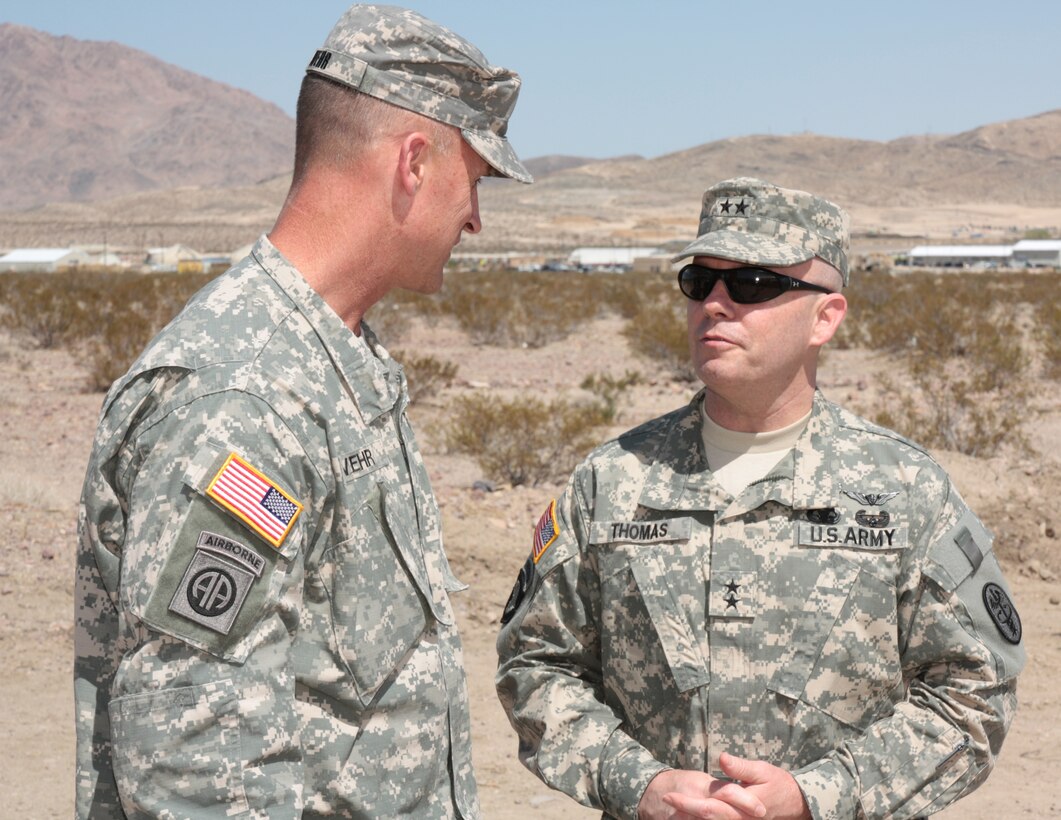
[{"x1": 292, "y1": 74, "x2": 457, "y2": 180}]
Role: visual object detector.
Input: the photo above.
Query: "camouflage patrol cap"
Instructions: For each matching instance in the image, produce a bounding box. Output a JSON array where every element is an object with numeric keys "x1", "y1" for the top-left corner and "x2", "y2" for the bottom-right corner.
[
  {"x1": 307, "y1": 4, "x2": 532, "y2": 183},
  {"x1": 673, "y1": 178, "x2": 851, "y2": 284}
]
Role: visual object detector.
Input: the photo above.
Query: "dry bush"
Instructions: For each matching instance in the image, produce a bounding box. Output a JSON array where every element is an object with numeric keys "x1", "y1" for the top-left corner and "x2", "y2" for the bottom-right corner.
[
  {"x1": 84, "y1": 312, "x2": 159, "y2": 392},
  {"x1": 1, "y1": 270, "x2": 213, "y2": 388},
  {"x1": 393, "y1": 351, "x2": 458, "y2": 404},
  {"x1": 831, "y1": 268, "x2": 894, "y2": 350},
  {"x1": 2, "y1": 271, "x2": 104, "y2": 348},
  {"x1": 443, "y1": 393, "x2": 610, "y2": 486},
  {"x1": 601, "y1": 271, "x2": 674, "y2": 319},
  {"x1": 1013, "y1": 271, "x2": 1061, "y2": 380},
  {"x1": 437, "y1": 271, "x2": 598, "y2": 347},
  {"x1": 841, "y1": 270, "x2": 1032, "y2": 456},
  {"x1": 364, "y1": 297, "x2": 415, "y2": 341},
  {"x1": 580, "y1": 370, "x2": 641, "y2": 423},
  {"x1": 79, "y1": 272, "x2": 211, "y2": 390},
  {"x1": 621, "y1": 297, "x2": 696, "y2": 381}
]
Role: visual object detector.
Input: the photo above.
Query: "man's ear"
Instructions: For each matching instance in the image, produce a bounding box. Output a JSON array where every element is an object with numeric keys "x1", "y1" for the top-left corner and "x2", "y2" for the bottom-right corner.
[
  {"x1": 397, "y1": 131, "x2": 430, "y2": 196},
  {"x1": 810, "y1": 291, "x2": 848, "y2": 348}
]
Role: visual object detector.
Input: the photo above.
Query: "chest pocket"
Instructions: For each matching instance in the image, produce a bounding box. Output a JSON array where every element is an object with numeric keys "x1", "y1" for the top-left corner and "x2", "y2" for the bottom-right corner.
[
  {"x1": 598, "y1": 544, "x2": 710, "y2": 702},
  {"x1": 320, "y1": 488, "x2": 431, "y2": 706},
  {"x1": 768, "y1": 553, "x2": 903, "y2": 729}
]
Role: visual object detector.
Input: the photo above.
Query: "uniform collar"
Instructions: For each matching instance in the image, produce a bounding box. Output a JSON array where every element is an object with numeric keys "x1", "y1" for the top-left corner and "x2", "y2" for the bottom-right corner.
[
  {"x1": 639, "y1": 389, "x2": 730, "y2": 513},
  {"x1": 251, "y1": 235, "x2": 400, "y2": 423},
  {"x1": 638, "y1": 389, "x2": 841, "y2": 515}
]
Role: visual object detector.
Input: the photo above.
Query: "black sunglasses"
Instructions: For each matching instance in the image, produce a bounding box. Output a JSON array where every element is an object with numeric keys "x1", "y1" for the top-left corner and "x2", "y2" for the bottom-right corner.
[{"x1": 677, "y1": 263, "x2": 835, "y2": 304}]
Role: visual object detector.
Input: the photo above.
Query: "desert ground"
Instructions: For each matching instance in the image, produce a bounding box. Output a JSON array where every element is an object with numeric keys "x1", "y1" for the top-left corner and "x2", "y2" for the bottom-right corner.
[{"x1": 1, "y1": 307, "x2": 1058, "y2": 818}]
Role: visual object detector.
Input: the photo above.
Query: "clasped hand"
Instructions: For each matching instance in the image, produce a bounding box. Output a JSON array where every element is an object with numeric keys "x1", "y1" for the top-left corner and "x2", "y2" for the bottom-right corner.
[{"x1": 637, "y1": 752, "x2": 811, "y2": 820}]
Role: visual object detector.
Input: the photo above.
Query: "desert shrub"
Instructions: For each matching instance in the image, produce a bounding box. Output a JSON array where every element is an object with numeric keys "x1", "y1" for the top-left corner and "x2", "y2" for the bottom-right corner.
[
  {"x1": 580, "y1": 370, "x2": 641, "y2": 422},
  {"x1": 0, "y1": 269, "x2": 213, "y2": 388},
  {"x1": 841, "y1": 270, "x2": 1032, "y2": 455},
  {"x1": 437, "y1": 271, "x2": 598, "y2": 347},
  {"x1": 600, "y1": 271, "x2": 674, "y2": 319},
  {"x1": 443, "y1": 393, "x2": 610, "y2": 486},
  {"x1": 1035, "y1": 297, "x2": 1061, "y2": 380},
  {"x1": 831, "y1": 268, "x2": 895, "y2": 350},
  {"x1": 394, "y1": 351, "x2": 458, "y2": 404},
  {"x1": 84, "y1": 312, "x2": 160, "y2": 392},
  {"x1": 1, "y1": 269, "x2": 213, "y2": 353},
  {"x1": 1013, "y1": 271, "x2": 1061, "y2": 380},
  {"x1": 76, "y1": 272, "x2": 212, "y2": 390},
  {"x1": 2, "y1": 272, "x2": 98, "y2": 348},
  {"x1": 621, "y1": 297, "x2": 696, "y2": 381}
]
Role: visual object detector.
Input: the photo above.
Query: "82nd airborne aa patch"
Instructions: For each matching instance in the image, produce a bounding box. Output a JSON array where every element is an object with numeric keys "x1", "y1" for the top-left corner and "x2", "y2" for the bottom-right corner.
[
  {"x1": 533, "y1": 500, "x2": 559, "y2": 563},
  {"x1": 168, "y1": 534, "x2": 265, "y2": 635}
]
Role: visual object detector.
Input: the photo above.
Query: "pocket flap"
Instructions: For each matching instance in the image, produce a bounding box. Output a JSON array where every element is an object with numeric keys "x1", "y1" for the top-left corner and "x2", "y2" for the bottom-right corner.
[
  {"x1": 629, "y1": 555, "x2": 710, "y2": 693},
  {"x1": 378, "y1": 491, "x2": 454, "y2": 626}
]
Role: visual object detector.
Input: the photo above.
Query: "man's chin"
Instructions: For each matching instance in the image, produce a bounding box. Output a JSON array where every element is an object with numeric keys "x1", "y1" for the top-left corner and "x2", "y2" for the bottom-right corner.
[{"x1": 405, "y1": 270, "x2": 445, "y2": 296}]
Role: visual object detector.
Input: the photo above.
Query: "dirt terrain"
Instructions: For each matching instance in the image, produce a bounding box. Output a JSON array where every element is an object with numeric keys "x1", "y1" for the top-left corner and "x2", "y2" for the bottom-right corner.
[{"x1": 1, "y1": 312, "x2": 1058, "y2": 818}]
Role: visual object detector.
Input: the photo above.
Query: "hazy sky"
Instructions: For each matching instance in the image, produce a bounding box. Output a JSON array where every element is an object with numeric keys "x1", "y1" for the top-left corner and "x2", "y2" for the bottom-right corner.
[{"x1": 5, "y1": 0, "x2": 1059, "y2": 161}]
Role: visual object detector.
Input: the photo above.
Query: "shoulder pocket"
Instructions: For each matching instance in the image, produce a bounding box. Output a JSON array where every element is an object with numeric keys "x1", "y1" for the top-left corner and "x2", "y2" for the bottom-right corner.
[{"x1": 923, "y1": 508, "x2": 1026, "y2": 678}]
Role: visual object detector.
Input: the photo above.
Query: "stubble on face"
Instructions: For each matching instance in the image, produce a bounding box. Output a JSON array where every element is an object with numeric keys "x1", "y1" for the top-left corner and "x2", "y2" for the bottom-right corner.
[{"x1": 686, "y1": 256, "x2": 840, "y2": 428}]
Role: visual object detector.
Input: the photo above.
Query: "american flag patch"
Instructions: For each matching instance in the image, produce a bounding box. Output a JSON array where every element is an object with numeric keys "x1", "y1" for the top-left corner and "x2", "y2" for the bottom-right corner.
[
  {"x1": 206, "y1": 453, "x2": 303, "y2": 549},
  {"x1": 532, "y1": 500, "x2": 559, "y2": 563}
]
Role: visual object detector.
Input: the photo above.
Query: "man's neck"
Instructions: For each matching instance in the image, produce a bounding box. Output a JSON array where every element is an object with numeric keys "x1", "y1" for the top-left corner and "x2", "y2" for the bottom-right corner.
[
  {"x1": 702, "y1": 386, "x2": 816, "y2": 433},
  {"x1": 268, "y1": 178, "x2": 393, "y2": 334}
]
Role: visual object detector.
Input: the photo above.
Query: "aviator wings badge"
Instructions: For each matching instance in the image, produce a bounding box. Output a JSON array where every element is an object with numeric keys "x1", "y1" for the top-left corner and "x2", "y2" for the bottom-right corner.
[{"x1": 844, "y1": 489, "x2": 900, "y2": 528}]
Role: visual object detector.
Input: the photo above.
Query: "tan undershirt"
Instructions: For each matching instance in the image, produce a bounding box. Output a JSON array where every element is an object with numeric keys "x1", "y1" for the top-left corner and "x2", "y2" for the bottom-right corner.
[{"x1": 700, "y1": 404, "x2": 812, "y2": 497}]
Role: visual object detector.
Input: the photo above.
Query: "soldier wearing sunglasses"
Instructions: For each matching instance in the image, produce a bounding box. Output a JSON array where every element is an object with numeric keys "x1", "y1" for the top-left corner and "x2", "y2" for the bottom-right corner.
[{"x1": 497, "y1": 178, "x2": 1024, "y2": 820}]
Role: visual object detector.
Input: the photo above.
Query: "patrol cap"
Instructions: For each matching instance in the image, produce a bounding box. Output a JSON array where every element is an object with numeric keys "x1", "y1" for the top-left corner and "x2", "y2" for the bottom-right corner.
[
  {"x1": 673, "y1": 178, "x2": 851, "y2": 284},
  {"x1": 307, "y1": 4, "x2": 532, "y2": 184}
]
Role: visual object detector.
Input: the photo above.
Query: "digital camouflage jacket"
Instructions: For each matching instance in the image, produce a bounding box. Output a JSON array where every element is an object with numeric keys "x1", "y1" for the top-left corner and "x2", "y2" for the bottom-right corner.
[
  {"x1": 75, "y1": 236, "x2": 479, "y2": 819},
  {"x1": 497, "y1": 391, "x2": 1024, "y2": 820}
]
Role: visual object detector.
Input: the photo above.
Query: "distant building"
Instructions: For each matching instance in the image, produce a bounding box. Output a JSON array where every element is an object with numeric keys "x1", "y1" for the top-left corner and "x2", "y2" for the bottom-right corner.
[
  {"x1": 146, "y1": 244, "x2": 202, "y2": 272},
  {"x1": 1012, "y1": 239, "x2": 1061, "y2": 267},
  {"x1": 906, "y1": 245, "x2": 1013, "y2": 268},
  {"x1": 632, "y1": 254, "x2": 677, "y2": 274},
  {"x1": 568, "y1": 247, "x2": 661, "y2": 271},
  {"x1": 448, "y1": 252, "x2": 547, "y2": 271},
  {"x1": 0, "y1": 248, "x2": 91, "y2": 273}
]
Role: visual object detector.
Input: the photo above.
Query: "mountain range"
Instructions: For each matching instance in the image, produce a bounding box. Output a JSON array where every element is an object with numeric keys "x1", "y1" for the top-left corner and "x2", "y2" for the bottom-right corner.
[
  {"x1": 0, "y1": 23, "x2": 294, "y2": 211},
  {"x1": 1, "y1": 24, "x2": 1059, "y2": 253}
]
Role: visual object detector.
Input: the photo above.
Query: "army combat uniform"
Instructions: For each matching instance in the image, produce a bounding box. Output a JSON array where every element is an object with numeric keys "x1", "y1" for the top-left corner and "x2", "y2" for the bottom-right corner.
[
  {"x1": 75, "y1": 237, "x2": 479, "y2": 818},
  {"x1": 497, "y1": 390, "x2": 1024, "y2": 820}
]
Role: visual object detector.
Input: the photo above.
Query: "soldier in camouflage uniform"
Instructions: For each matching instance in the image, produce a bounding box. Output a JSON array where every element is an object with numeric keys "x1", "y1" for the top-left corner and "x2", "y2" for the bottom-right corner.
[
  {"x1": 497, "y1": 178, "x2": 1024, "y2": 820},
  {"x1": 74, "y1": 5, "x2": 530, "y2": 818}
]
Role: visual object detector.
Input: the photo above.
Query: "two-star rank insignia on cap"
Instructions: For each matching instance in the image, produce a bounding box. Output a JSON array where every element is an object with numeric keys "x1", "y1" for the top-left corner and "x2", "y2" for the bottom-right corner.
[
  {"x1": 532, "y1": 499, "x2": 559, "y2": 563},
  {"x1": 206, "y1": 453, "x2": 303, "y2": 549}
]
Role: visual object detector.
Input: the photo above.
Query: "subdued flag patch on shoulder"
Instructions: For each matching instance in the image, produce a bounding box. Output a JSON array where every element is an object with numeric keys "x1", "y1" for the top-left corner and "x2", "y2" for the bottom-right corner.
[
  {"x1": 206, "y1": 453, "x2": 303, "y2": 549},
  {"x1": 532, "y1": 499, "x2": 559, "y2": 563}
]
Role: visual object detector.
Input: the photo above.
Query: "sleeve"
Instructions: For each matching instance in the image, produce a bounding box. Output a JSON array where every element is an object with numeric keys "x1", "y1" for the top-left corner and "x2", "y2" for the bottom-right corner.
[
  {"x1": 496, "y1": 473, "x2": 670, "y2": 820},
  {"x1": 792, "y1": 483, "x2": 1026, "y2": 820},
  {"x1": 78, "y1": 386, "x2": 324, "y2": 819}
]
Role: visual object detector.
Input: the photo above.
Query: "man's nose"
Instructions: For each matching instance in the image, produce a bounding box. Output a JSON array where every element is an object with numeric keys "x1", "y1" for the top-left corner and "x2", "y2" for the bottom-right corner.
[{"x1": 464, "y1": 188, "x2": 482, "y2": 234}]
